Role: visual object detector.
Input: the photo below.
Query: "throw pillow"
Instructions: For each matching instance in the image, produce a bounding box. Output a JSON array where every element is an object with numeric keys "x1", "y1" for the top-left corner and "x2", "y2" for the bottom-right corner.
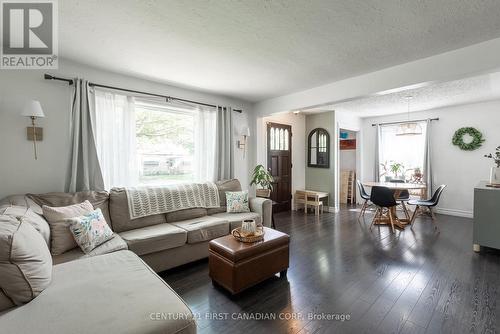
[
  {"x1": 42, "y1": 200, "x2": 94, "y2": 255},
  {"x1": 226, "y1": 191, "x2": 250, "y2": 213},
  {"x1": 67, "y1": 208, "x2": 114, "y2": 254},
  {"x1": 0, "y1": 215, "x2": 52, "y2": 305}
]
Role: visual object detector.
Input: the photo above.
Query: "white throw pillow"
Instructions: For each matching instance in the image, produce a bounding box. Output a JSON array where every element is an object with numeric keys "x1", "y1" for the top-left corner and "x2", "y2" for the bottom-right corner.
[
  {"x1": 226, "y1": 191, "x2": 250, "y2": 213},
  {"x1": 67, "y1": 208, "x2": 114, "y2": 254}
]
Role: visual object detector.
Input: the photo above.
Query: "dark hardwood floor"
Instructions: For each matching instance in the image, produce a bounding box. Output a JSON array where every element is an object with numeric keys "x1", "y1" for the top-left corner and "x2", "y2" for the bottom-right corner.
[{"x1": 161, "y1": 206, "x2": 500, "y2": 334}]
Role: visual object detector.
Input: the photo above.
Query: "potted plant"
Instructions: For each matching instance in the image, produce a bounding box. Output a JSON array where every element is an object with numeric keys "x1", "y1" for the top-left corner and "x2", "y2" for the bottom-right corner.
[
  {"x1": 484, "y1": 146, "x2": 500, "y2": 185},
  {"x1": 389, "y1": 161, "x2": 405, "y2": 180},
  {"x1": 250, "y1": 165, "x2": 274, "y2": 198}
]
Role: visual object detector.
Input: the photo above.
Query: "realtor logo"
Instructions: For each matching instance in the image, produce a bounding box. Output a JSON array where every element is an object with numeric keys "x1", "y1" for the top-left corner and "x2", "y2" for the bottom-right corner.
[{"x1": 1, "y1": 0, "x2": 58, "y2": 69}]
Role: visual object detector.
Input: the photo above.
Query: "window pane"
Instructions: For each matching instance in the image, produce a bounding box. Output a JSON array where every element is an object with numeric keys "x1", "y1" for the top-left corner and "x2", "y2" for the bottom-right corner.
[
  {"x1": 135, "y1": 106, "x2": 194, "y2": 185},
  {"x1": 311, "y1": 148, "x2": 317, "y2": 164},
  {"x1": 311, "y1": 132, "x2": 317, "y2": 148},
  {"x1": 284, "y1": 129, "x2": 289, "y2": 150},
  {"x1": 274, "y1": 128, "x2": 280, "y2": 150},
  {"x1": 379, "y1": 122, "x2": 426, "y2": 181},
  {"x1": 270, "y1": 128, "x2": 275, "y2": 150},
  {"x1": 279, "y1": 129, "x2": 284, "y2": 150}
]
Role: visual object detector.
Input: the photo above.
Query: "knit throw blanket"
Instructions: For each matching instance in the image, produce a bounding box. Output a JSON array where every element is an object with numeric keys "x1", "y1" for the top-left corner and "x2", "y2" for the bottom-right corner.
[{"x1": 125, "y1": 182, "x2": 220, "y2": 219}]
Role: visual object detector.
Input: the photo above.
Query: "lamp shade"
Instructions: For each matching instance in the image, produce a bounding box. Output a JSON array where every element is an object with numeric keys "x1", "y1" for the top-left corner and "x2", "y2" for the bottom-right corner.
[
  {"x1": 21, "y1": 100, "x2": 45, "y2": 118},
  {"x1": 242, "y1": 126, "x2": 251, "y2": 137}
]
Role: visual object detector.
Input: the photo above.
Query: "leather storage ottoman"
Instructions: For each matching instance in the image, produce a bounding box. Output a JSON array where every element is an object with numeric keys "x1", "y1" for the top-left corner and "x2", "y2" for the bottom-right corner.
[{"x1": 208, "y1": 227, "x2": 290, "y2": 294}]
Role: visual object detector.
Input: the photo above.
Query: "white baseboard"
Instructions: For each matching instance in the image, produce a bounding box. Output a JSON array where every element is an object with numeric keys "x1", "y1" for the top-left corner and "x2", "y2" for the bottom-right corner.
[{"x1": 434, "y1": 207, "x2": 473, "y2": 218}]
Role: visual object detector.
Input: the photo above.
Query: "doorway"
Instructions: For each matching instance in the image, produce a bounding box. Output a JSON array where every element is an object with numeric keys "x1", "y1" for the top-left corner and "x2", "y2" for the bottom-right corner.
[
  {"x1": 267, "y1": 122, "x2": 292, "y2": 212},
  {"x1": 339, "y1": 129, "x2": 358, "y2": 206}
]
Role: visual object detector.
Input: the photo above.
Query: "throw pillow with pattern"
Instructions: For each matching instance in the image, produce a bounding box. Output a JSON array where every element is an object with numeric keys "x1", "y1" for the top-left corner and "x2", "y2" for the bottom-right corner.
[
  {"x1": 66, "y1": 208, "x2": 114, "y2": 254},
  {"x1": 226, "y1": 191, "x2": 250, "y2": 213}
]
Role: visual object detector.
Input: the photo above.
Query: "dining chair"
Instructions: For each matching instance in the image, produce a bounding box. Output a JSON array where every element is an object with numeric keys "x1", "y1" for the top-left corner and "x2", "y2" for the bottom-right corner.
[
  {"x1": 390, "y1": 180, "x2": 411, "y2": 219},
  {"x1": 408, "y1": 185, "x2": 446, "y2": 232},
  {"x1": 356, "y1": 180, "x2": 371, "y2": 219},
  {"x1": 370, "y1": 186, "x2": 398, "y2": 232}
]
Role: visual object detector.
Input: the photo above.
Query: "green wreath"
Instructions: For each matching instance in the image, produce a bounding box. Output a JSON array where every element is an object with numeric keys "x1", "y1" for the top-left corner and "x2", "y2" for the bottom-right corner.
[{"x1": 452, "y1": 127, "x2": 484, "y2": 151}]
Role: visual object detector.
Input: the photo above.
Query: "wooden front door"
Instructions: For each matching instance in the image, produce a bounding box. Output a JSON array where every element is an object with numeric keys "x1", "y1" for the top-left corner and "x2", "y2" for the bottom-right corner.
[{"x1": 267, "y1": 122, "x2": 292, "y2": 212}]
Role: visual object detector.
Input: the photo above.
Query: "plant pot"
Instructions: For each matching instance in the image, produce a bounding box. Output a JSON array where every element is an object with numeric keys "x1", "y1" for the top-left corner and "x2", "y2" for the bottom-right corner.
[
  {"x1": 490, "y1": 167, "x2": 500, "y2": 185},
  {"x1": 256, "y1": 189, "x2": 271, "y2": 198}
]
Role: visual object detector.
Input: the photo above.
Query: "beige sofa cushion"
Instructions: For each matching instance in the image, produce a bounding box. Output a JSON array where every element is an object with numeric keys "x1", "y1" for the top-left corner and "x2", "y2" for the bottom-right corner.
[
  {"x1": 210, "y1": 211, "x2": 262, "y2": 230},
  {"x1": 119, "y1": 223, "x2": 187, "y2": 256},
  {"x1": 170, "y1": 216, "x2": 229, "y2": 244},
  {"x1": 109, "y1": 188, "x2": 167, "y2": 233},
  {"x1": 0, "y1": 251, "x2": 196, "y2": 334},
  {"x1": 166, "y1": 207, "x2": 207, "y2": 223},
  {"x1": 0, "y1": 205, "x2": 50, "y2": 246},
  {"x1": 0, "y1": 215, "x2": 52, "y2": 306},
  {"x1": 207, "y1": 179, "x2": 242, "y2": 215},
  {"x1": 42, "y1": 201, "x2": 94, "y2": 255},
  {"x1": 52, "y1": 234, "x2": 128, "y2": 265},
  {"x1": 27, "y1": 191, "x2": 111, "y2": 229}
]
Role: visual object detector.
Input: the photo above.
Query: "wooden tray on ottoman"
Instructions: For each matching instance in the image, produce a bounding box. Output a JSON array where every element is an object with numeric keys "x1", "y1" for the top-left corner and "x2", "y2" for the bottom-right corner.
[{"x1": 209, "y1": 227, "x2": 290, "y2": 295}]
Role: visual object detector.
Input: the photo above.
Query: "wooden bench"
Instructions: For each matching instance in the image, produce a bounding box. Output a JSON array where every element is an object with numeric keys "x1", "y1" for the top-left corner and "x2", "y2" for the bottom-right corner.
[{"x1": 294, "y1": 190, "x2": 329, "y2": 215}]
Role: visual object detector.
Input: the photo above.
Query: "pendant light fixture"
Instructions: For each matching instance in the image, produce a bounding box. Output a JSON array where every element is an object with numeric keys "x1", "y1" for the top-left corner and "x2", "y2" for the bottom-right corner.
[{"x1": 396, "y1": 96, "x2": 422, "y2": 136}]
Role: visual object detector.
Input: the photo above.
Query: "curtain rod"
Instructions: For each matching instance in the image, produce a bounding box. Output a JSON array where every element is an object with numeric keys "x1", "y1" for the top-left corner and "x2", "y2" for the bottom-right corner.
[
  {"x1": 371, "y1": 117, "x2": 439, "y2": 127},
  {"x1": 43, "y1": 74, "x2": 243, "y2": 113}
]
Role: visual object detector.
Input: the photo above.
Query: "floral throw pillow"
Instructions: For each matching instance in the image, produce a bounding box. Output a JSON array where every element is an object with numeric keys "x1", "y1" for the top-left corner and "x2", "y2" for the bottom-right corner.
[
  {"x1": 66, "y1": 208, "x2": 114, "y2": 254},
  {"x1": 226, "y1": 191, "x2": 250, "y2": 213}
]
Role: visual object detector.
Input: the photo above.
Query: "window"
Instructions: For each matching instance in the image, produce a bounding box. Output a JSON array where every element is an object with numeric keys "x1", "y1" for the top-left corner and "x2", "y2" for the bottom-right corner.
[
  {"x1": 94, "y1": 90, "x2": 216, "y2": 189},
  {"x1": 135, "y1": 102, "x2": 195, "y2": 185},
  {"x1": 379, "y1": 122, "x2": 426, "y2": 182},
  {"x1": 308, "y1": 128, "x2": 330, "y2": 168},
  {"x1": 269, "y1": 126, "x2": 289, "y2": 151}
]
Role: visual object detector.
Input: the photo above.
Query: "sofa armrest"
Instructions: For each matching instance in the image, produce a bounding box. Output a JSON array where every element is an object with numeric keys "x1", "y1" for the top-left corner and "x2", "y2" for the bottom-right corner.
[{"x1": 249, "y1": 197, "x2": 272, "y2": 228}]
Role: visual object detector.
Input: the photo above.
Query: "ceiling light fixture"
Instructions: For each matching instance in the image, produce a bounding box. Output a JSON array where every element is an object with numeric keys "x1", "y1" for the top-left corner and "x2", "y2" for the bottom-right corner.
[{"x1": 396, "y1": 96, "x2": 422, "y2": 136}]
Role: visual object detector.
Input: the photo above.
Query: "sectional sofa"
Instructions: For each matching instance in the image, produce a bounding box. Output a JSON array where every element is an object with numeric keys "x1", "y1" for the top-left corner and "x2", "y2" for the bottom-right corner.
[{"x1": 0, "y1": 179, "x2": 272, "y2": 334}]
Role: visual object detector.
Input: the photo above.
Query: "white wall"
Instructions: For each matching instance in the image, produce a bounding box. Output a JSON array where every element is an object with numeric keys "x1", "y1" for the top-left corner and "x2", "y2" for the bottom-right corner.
[
  {"x1": 256, "y1": 112, "x2": 306, "y2": 207},
  {"x1": 0, "y1": 59, "x2": 254, "y2": 199},
  {"x1": 361, "y1": 100, "x2": 500, "y2": 217}
]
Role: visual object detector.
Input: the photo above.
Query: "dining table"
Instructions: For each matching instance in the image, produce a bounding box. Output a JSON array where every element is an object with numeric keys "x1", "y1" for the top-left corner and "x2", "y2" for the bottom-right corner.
[{"x1": 362, "y1": 181, "x2": 427, "y2": 229}]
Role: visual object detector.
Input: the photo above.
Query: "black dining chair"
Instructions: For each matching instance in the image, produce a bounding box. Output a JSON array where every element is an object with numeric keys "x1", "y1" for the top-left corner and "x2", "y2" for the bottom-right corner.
[
  {"x1": 390, "y1": 180, "x2": 411, "y2": 219},
  {"x1": 356, "y1": 180, "x2": 371, "y2": 219},
  {"x1": 370, "y1": 186, "x2": 398, "y2": 232},
  {"x1": 408, "y1": 185, "x2": 446, "y2": 232}
]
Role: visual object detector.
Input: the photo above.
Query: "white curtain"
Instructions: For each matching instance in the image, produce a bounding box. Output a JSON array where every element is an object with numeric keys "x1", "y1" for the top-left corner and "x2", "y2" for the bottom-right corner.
[
  {"x1": 193, "y1": 106, "x2": 217, "y2": 182},
  {"x1": 93, "y1": 89, "x2": 138, "y2": 189}
]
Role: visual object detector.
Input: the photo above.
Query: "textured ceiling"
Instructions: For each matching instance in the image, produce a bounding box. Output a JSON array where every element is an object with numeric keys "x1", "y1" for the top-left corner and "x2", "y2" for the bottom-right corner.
[
  {"x1": 313, "y1": 72, "x2": 500, "y2": 117},
  {"x1": 60, "y1": 1, "x2": 500, "y2": 102}
]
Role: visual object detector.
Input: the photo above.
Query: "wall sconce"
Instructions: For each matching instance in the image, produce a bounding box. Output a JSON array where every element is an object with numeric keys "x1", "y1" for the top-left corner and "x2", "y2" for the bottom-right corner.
[
  {"x1": 237, "y1": 127, "x2": 251, "y2": 158},
  {"x1": 21, "y1": 100, "x2": 45, "y2": 160}
]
